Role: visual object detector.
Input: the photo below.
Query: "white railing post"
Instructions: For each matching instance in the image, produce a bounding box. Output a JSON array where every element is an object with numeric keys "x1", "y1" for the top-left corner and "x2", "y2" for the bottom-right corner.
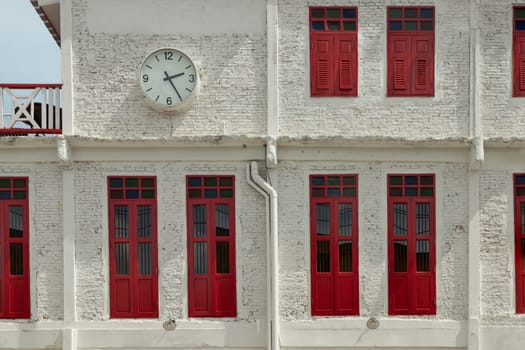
[
  {"x1": 55, "y1": 87, "x2": 61, "y2": 130},
  {"x1": 0, "y1": 88, "x2": 4, "y2": 129},
  {"x1": 0, "y1": 84, "x2": 62, "y2": 134}
]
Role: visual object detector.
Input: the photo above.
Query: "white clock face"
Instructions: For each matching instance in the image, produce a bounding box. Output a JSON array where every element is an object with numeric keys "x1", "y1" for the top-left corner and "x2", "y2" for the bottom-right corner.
[{"x1": 139, "y1": 48, "x2": 199, "y2": 111}]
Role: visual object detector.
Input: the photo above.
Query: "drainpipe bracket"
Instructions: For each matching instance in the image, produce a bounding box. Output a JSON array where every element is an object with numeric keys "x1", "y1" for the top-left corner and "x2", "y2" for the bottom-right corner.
[
  {"x1": 266, "y1": 136, "x2": 278, "y2": 168},
  {"x1": 57, "y1": 135, "x2": 73, "y2": 168},
  {"x1": 469, "y1": 137, "x2": 484, "y2": 170}
]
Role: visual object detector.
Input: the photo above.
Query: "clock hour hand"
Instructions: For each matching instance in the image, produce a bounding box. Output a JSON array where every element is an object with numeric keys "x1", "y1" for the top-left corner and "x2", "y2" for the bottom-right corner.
[{"x1": 164, "y1": 71, "x2": 182, "y2": 101}]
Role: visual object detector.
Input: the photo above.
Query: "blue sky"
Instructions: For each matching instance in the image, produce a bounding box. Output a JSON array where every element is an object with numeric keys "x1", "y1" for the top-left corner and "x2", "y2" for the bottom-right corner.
[{"x1": 0, "y1": 0, "x2": 61, "y2": 84}]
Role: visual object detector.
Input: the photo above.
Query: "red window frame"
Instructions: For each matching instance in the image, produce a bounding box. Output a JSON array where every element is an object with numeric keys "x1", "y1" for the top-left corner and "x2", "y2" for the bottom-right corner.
[
  {"x1": 514, "y1": 174, "x2": 525, "y2": 312},
  {"x1": 513, "y1": 7, "x2": 525, "y2": 96},
  {"x1": 108, "y1": 176, "x2": 158, "y2": 318},
  {"x1": 310, "y1": 174, "x2": 359, "y2": 316},
  {"x1": 387, "y1": 7, "x2": 435, "y2": 97},
  {"x1": 187, "y1": 175, "x2": 236, "y2": 317},
  {"x1": 309, "y1": 7, "x2": 358, "y2": 97},
  {"x1": 0, "y1": 177, "x2": 30, "y2": 319},
  {"x1": 388, "y1": 174, "x2": 435, "y2": 315}
]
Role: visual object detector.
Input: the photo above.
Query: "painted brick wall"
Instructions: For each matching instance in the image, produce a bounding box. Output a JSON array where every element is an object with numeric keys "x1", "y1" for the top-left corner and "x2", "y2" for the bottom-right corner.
[
  {"x1": 71, "y1": 0, "x2": 267, "y2": 139},
  {"x1": 278, "y1": 0, "x2": 470, "y2": 140},
  {"x1": 479, "y1": 0, "x2": 525, "y2": 139},
  {"x1": 74, "y1": 161, "x2": 266, "y2": 321},
  {"x1": 0, "y1": 163, "x2": 63, "y2": 321},
  {"x1": 478, "y1": 171, "x2": 525, "y2": 325},
  {"x1": 277, "y1": 161, "x2": 468, "y2": 320}
]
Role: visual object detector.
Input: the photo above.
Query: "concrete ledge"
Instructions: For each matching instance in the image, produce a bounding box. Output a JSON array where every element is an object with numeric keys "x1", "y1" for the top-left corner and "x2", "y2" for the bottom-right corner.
[
  {"x1": 75, "y1": 320, "x2": 265, "y2": 349},
  {"x1": 281, "y1": 319, "x2": 467, "y2": 348},
  {"x1": 480, "y1": 325, "x2": 525, "y2": 350},
  {"x1": 0, "y1": 329, "x2": 61, "y2": 349}
]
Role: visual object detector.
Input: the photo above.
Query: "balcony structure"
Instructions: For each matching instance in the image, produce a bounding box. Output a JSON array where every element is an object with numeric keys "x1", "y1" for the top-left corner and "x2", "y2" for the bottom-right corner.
[{"x1": 0, "y1": 84, "x2": 62, "y2": 135}]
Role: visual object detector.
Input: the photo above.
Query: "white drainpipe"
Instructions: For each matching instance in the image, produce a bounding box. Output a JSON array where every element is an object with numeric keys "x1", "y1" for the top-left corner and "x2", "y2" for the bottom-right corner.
[{"x1": 247, "y1": 161, "x2": 280, "y2": 350}]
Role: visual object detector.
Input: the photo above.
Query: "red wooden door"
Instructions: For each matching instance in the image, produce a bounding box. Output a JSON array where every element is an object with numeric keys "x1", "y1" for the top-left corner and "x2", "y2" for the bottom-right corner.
[
  {"x1": 514, "y1": 175, "x2": 525, "y2": 313},
  {"x1": 0, "y1": 202, "x2": 30, "y2": 318},
  {"x1": 388, "y1": 175, "x2": 435, "y2": 315},
  {"x1": 310, "y1": 175, "x2": 358, "y2": 316},
  {"x1": 109, "y1": 177, "x2": 158, "y2": 319},
  {"x1": 187, "y1": 176, "x2": 236, "y2": 317}
]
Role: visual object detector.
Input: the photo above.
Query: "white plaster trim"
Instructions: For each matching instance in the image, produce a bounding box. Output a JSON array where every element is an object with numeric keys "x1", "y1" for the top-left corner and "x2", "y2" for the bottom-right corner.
[{"x1": 280, "y1": 319, "x2": 466, "y2": 348}]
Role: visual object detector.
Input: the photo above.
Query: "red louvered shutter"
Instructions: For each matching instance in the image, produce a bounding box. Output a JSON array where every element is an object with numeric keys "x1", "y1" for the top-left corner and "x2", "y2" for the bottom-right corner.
[
  {"x1": 413, "y1": 35, "x2": 434, "y2": 96},
  {"x1": 388, "y1": 35, "x2": 411, "y2": 96},
  {"x1": 514, "y1": 35, "x2": 525, "y2": 96},
  {"x1": 336, "y1": 33, "x2": 357, "y2": 96},
  {"x1": 311, "y1": 33, "x2": 334, "y2": 96}
]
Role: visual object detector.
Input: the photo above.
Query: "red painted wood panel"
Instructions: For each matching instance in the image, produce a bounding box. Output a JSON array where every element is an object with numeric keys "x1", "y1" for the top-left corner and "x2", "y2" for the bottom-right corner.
[
  {"x1": 310, "y1": 175, "x2": 359, "y2": 316},
  {"x1": 513, "y1": 35, "x2": 525, "y2": 96},
  {"x1": 108, "y1": 177, "x2": 158, "y2": 319},
  {"x1": 514, "y1": 175, "x2": 525, "y2": 313},
  {"x1": 311, "y1": 33, "x2": 334, "y2": 96},
  {"x1": 0, "y1": 178, "x2": 30, "y2": 319},
  {"x1": 187, "y1": 176, "x2": 236, "y2": 317},
  {"x1": 388, "y1": 175, "x2": 435, "y2": 315}
]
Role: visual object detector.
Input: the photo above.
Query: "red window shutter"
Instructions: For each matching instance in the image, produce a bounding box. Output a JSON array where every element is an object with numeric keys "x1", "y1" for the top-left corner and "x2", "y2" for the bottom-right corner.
[
  {"x1": 335, "y1": 34, "x2": 357, "y2": 96},
  {"x1": 413, "y1": 36, "x2": 434, "y2": 96},
  {"x1": 311, "y1": 33, "x2": 334, "y2": 96},
  {"x1": 514, "y1": 35, "x2": 525, "y2": 96},
  {"x1": 388, "y1": 35, "x2": 411, "y2": 96}
]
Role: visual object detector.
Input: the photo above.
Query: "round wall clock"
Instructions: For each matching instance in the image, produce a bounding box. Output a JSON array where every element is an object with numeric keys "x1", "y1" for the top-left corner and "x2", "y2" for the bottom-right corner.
[{"x1": 138, "y1": 48, "x2": 200, "y2": 111}]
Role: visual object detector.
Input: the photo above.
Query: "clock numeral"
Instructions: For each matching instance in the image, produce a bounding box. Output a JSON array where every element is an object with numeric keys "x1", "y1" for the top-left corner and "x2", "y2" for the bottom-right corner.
[
  {"x1": 142, "y1": 74, "x2": 149, "y2": 83},
  {"x1": 189, "y1": 74, "x2": 195, "y2": 83},
  {"x1": 166, "y1": 97, "x2": 173, "y2": 105},
  {"x1": 165, "y1": 51, "x2": 174, "y2": 60}
]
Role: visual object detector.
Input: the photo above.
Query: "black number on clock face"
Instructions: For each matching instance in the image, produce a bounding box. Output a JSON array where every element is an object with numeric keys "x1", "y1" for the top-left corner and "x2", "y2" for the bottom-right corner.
[
  {"x1": 189, "y1": 74, "x2": 195, "y2": 83},
  {"x1": 165, "y1": 51, "x2": 174, "y2": 60},
  {"x1": 142, "y1": 74, "x2": 149, "y2": 83},
  {"x1": 166, "y1": 97, "x2": 173, "y2": 105}
]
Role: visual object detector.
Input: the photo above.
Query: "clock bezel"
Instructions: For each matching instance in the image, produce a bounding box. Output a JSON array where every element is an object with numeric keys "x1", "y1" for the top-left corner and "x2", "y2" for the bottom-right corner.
[{"x1": 138, "y1": 47, "x2": 200, "y2": 112}]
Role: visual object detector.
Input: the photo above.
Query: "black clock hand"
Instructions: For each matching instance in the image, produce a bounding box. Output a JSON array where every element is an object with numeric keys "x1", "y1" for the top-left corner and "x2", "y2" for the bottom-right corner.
[
  {"x1": 163, "y1": 72, "x2": 185, "y2": 81},
  {"x1": 164, "y1": 71, "x2": 182, "y2": 101}
]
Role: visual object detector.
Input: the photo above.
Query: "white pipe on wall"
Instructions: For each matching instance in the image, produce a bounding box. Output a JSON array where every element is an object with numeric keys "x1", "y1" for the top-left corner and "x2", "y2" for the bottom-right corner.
[{"x1": 247, "y1": 161, "x2": 280, "y2": 350}]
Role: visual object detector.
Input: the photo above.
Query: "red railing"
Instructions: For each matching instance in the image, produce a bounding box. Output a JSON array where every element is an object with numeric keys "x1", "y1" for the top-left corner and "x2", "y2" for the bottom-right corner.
[{"x1": 0, "y1": 84, "x2": 62, "y2": 135}]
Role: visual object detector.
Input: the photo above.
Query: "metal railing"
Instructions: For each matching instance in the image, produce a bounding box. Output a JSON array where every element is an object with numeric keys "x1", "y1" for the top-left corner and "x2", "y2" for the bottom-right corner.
[{"x1": 0, "y1": 84, "x2": 62, "y2": 135}]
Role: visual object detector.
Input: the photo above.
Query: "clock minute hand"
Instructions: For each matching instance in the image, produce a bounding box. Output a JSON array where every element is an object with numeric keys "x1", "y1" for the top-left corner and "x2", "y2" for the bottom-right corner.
[{"x1": 164, "y1": 71, "x2": 182, "y2": 101}]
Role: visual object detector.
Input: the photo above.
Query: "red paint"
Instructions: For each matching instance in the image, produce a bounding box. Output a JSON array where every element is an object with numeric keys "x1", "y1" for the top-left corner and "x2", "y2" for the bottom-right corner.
[
  {"x1": 0, "y1": 129, "x2": 62, "y2": 135},
  {"x1": 108, "y1": 177, "x2": 158, "y2": 318},
  {"x1": 514, "y1": 174, "x2": 525, "y2": 313},
  {"x1": 310, "y1": 175, "x2": 359, "y2": 316},
  {"x1": 310, "y1": 7, "x2": 358, "y2": 97},
  {"x1": 387, "y1": 174, "x2": 435, "y2": 315},
  {"x1": 387, "y1": 7, "x2": 434, "y2": 97},
  {"x1": 513, "y1": 7, "x2": 525, "y2": 97},
  {"x1": 187, "y1": 176, "x2": 236, "y2": 317},
  {"x1": 0, "y1": 177, "x2": 30, "y2": 319},
  {"x1": 0, "y1": 84, "x2": 62, "y2": 89}
]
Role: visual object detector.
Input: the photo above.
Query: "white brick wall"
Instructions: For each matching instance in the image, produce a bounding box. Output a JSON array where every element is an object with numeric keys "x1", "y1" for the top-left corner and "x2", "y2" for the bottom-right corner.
[
  {"x1": 0, "y1": 163, "x2": 63, "y2": 321},
  {"x1": 74, "y1": 161, "x2": 267, "y2": 321},
  {"x1": 479, "y1": 0, "x2": 525, "y2": 139},
  {"x1": 479, "y1": 171, "x2": 519, "y2": 325},
  {"x1": 278, "y1": 0, "x2": 470, "y2": 140},
  {"x1": 72, "y1": 0, "x2": 267, "y2": 139},
  {"x1": 277, "y1": 161, "x2": 468, "y2": 321}
]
